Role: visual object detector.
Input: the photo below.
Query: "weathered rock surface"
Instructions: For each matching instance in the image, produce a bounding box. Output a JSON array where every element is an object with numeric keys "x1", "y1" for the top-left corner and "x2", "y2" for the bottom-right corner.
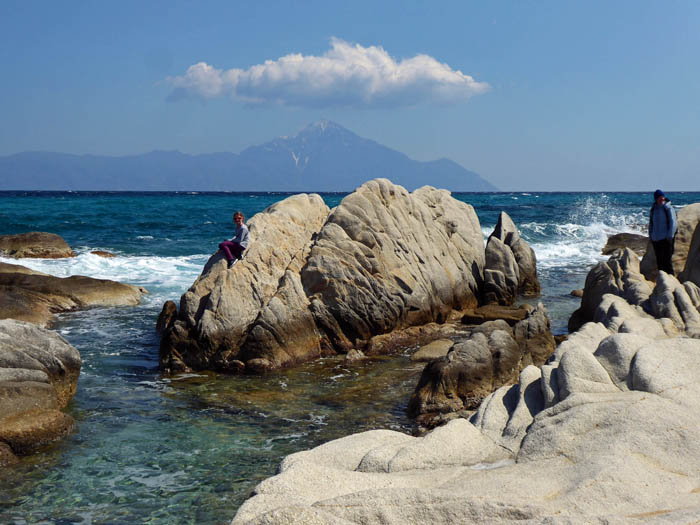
[
  {"x1": 0, "y1": 319, "x2": 81, "y2": 461},
  {"x1": 568, "y1": 247, "x2": 653, "y2": 332},
  {"x1": 0, "y1": 262, "x2": 147, "y2": 327},
  {"x1": 641, "y1": 202, "x2": 700, "y2": 280},
  {"x1": 482, "y1": 212, "x2": 540, "y2": 305},
  {"x1": 679, "y1": 218, "x2": 700, "y2": 287},
  {"x1": 569, "y1": 240, "x2": 700, "y2": 337},
  {"x1": 601, "y1": 231, "x2": 648, "y2": 256},
  {"x1": 409, "y1": 304, "x2": 555, "y2": 422},
  {"x1": 160, "y1": 180, "x2": 486, "y2": 373},
  {"x1": 0, "y1": 232, "x2": 75, "y2": 258},
  {"x1": 233, "y1": 276, "x2": 700, "y2": 524},
  {"x1": 410, "y1": 339, "x2": 453, "y2": 362},
  {"x1": 461, "y1": 303, "x2": 533, "y2": 326}
]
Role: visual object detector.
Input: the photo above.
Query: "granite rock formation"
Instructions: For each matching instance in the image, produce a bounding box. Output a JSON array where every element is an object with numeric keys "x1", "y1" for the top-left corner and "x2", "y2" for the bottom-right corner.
[
  {"x1": 482, "y1": 212, "x2": 540, "y2": 305},
  {"x1": 568, "y1": 248, "x2": 652, "y2": 332},
  {"x1": 0, "y1": 262, "x2": 147, "y2": 327},
  {"x1": 679, "y1": 214, "x2": 700, "y2": 287},
  {"x1": 160, "y1": 179, "x2": 487, "y2": 373},
  {"x1": 601, "y1": 232, "x2": 648, "y2": 256},
  {"x1": 0, "y1": 319, "x2": 81, "y2": 465},
  {"x1": 232, "y1": 280, "x2": 700, "y2": 524},
  {"x1": 0, "y1": 232, "x2": 75, "y2": 258},
  {"x1": 409, "y1": 304, "x2": 555, "y2": 422},
  {"x1": 569, "y1": 240, "x2": 700, "y2": 335}
]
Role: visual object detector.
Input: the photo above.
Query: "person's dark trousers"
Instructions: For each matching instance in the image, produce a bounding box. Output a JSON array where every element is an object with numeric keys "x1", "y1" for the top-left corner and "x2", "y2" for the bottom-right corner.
[
  {"x1": 219, "y1": 241, "x2": 244, "y2": 262},
  {"x1": 652, "y1": 239, "x2": 674, "y2": 275}
]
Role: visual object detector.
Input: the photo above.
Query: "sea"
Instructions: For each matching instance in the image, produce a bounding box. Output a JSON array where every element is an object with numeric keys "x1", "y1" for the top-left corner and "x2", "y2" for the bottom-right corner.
[{"x1": 1, "y1": 190, "x2": 699, "y2": 524}]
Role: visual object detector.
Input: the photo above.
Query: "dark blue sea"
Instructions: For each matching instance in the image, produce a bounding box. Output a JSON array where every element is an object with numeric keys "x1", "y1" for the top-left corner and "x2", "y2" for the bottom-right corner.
[{"x1": 1, "y1": 190, "x2": 699, "y2": 524}]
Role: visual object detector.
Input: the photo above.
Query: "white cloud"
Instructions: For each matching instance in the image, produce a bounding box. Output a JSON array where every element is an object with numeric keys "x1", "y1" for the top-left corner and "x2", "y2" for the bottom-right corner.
[{"x1": 167, "y1": 38, "x2": 489, "y2": 108}]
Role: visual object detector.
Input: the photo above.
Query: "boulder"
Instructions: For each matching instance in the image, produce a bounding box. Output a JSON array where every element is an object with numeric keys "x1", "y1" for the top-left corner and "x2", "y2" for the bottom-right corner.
[
  {"x1": 482, "y1": 238, "x2": 518, "y2": 305},
  {"x1": 568, "y1": 248, "x2": 653, "y2": 332},
  {"x1": 601, "y1": 232, "x2": 648, "y2": 256},
  {"x1": 0, "y1": 232, "x2": 75, "y2": 258},
  {"x1": 408, "y1": 304, "x2": 554, "y2": 421},
  {"x1": 160, "y1": 192, "x2": 331, "y2": 373},
  {"x1": 483, "y1": 211, "x2": 541, "y2": 304},
  {"x1": 0, "y1": 319, "x2": 81, "y2": 459},
  {"x1": 679, "y1": 219, "x2": 700, "y2": 287},
  {"x1": 641, "y1": 202, "x2": 700, "y2": 281},
  {"x1": 233, "y1": 275, "x2": 700, "y2": 524},
  {"x1": 0, "y1": 263, "x2": 147, "y2": 327},
  {"x1": 160, "y1": 180, "x2": 486, "y2": 374}
]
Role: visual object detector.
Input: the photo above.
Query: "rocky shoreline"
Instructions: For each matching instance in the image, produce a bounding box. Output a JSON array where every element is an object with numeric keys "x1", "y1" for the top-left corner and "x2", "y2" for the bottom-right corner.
[
  {"x1": 0, "y1": 233, "x2": 147, "y2": 464},
  {"x1": 231, "y1": 204, "x2": 700, "y2": 523}
]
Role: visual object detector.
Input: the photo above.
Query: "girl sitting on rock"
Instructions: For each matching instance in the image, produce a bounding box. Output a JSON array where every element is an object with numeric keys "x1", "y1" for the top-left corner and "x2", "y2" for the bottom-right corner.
[{"x1": 219, "y1": 211, "x2": 249, "y2": 268}]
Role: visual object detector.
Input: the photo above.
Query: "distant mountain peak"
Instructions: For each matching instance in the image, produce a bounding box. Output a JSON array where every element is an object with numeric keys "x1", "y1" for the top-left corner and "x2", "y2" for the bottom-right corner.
[
  {"x1": 0, "y1": 121, "x2": 498, "y2": 192},
  {"x1": 296, "y1": 119, "x2": 347, "y2": 138}
]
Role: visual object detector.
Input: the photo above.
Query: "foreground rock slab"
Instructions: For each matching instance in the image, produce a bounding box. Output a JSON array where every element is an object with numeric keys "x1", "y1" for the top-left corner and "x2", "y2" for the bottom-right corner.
[
  {"x1": 0, "y1": 262, "x2": 147, "y2": 327},
  {"x1": 0, "y1": 232, "x2": 75, "y2": 258},
  {"x1": 0, "y1": 319, "x2": 81, "y2": 464},
  {"x1": 161, "y1": 179, "x2": 486, "y2": 373},
  {"x1": 232, "y1": 288, "x2": 700, "y2": 524}
]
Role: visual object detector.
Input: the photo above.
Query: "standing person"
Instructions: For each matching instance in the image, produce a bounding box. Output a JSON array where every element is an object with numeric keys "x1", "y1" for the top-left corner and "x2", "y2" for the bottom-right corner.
[
  {"x1": 649, "y1": 189, "x2": 677, "y2": 276},
  {"x1": 219, "y1": 211, "x2": 249, "y2": 268}
]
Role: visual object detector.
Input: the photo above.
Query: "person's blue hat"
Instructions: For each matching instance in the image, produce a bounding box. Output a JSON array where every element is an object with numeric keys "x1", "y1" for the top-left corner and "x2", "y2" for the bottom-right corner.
[{"x1": 654, "y1": 189, "x2": 666, "y2": 200}]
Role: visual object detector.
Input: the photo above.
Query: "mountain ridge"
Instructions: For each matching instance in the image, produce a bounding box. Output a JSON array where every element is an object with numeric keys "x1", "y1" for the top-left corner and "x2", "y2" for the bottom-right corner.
[{"x1": 0, "y1": 121, "x2": 498, "y2": 192}]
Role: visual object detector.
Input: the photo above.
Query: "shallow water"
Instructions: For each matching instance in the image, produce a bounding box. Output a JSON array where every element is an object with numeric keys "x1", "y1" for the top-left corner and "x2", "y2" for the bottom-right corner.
[{"x1": 1, "y1": 190, "x2": 699, "y2": 523}]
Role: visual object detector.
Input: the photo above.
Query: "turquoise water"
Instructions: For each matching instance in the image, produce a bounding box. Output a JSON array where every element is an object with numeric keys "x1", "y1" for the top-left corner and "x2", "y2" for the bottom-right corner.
[{"x1": 1, "y1": 190, "x2": 699, "y2": 523}]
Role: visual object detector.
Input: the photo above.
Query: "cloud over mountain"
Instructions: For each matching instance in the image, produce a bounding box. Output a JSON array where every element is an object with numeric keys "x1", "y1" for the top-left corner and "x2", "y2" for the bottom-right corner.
[{"x1": 167, "y1": 38, "x2": 489, "y2": 108}]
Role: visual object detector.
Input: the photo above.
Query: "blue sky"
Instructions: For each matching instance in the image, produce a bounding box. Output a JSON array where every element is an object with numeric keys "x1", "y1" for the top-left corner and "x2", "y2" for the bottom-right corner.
[{"x1": 1, "y1": 0, "x2": 698, "y2": 191}]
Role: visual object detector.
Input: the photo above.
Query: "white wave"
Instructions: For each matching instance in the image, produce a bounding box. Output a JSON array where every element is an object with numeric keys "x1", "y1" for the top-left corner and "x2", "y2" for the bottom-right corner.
[
  {"x1": 0, "y1": 252, "x2": 209, "y2": 303},
  {"x1": 136, "y1": 235, "x2": 154, "y2": 240}
]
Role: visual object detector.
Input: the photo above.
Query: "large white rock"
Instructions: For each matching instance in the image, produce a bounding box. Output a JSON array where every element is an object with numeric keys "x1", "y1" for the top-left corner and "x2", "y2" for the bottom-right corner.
[
  {"x1": 161, "y1": 180, "x2": 486, "y2": 373},
  {"x1": 232, "y1": 271, "x2": 700, "y2": 524}
]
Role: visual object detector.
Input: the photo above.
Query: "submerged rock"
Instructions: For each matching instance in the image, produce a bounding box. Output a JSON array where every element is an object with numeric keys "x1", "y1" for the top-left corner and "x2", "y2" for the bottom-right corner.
[
  {"x1": 0, "y1": 262, "x2": 147, "y2": 327},
  {"x1": 0, "y1": 319, "x2": 81, "y2": 462},
  {"x1": 160, "y1": 179, "x2": 486, "y2": 374},
  {"x1": 233, "y1": 268, "x2": 700, "y2": 524},
  {"x1": 0, "y1": 232, "x2": 75, "y2": 258},
  {"x1": 90, "y1": 250, "x2": 116, "y2": 258}
]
